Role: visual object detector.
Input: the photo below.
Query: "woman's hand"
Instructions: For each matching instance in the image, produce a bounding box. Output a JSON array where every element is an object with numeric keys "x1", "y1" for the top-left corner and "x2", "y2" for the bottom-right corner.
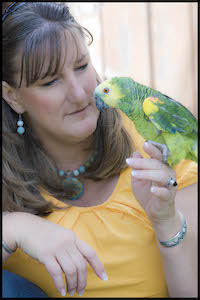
[
  {"x1": 4, "y1": 212, "x2": 107, "y2": 297},
  {"x1": 126, "y1": 141, "x2": 179, "y2": 232},
  {"x1": 126, "y1": 142, "x2": 198, "y2": 297}
]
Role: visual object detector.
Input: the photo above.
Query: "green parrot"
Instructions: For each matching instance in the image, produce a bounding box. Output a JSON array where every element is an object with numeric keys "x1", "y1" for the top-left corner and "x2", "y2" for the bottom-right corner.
[{"x1": 93, "y1": 77, "x2": 197, "y2": 168}]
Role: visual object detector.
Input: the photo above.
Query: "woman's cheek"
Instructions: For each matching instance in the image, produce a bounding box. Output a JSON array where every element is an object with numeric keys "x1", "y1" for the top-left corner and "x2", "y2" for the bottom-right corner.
[
  {"x1": 88, "y1": 65, "x2": 99, "y2": 88},
  {"x1": 21, "y1": 94, "x2": 55, "y2": 118}
]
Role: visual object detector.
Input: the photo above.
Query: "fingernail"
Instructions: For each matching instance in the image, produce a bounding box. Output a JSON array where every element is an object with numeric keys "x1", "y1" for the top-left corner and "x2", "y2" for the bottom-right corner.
[
  {"x1": 144, "y1": 141, "x2": 150, "y2": 147},
  {"x1": 132, "y1": 151, "x2": 141, "y2": 156},
  {"x1": 101, "y1": 272, "x2": 108, "y2": 281},
  {"x1": 78, "y1": 289, "x2": 85, "y2": 296},
  {"x1": 61, "y1": 288, "x2": 66, "y2": 296},
  {"x1": 69, "y1": 289, "x2": 75, "y2": 296},
  {"x1": 131, "y1": 170, "x2": 137, "y2": 176},
  {"x1": 131, "y1": 152, "x2": 142, "y2": 159},
  {"x1": 126, "y1": 158, "x2": 132, "y2": 165}
]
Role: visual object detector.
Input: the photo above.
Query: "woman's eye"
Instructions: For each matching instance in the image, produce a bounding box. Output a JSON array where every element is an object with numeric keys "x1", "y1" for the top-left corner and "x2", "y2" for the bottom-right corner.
[
  {"x1": 76, "y1": 64, "x2": 88, "y2": 71},
  {"x1": 42, "y1": 79, "x2": 57, "y2": 87}
]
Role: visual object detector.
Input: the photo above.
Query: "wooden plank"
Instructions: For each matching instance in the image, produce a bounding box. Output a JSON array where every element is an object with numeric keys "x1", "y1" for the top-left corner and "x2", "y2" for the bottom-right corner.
[
  {"x1": 101, "y1": 3, "x2": 151, "y2": 86},
  {"x1": 189, "y1": 2, "x2": 197, "y2": 117},
  {"x1": 150, "y1": 3, "x2": 197, "y2": 116},
  {"x1": 68, "y1": 3, "x2": 104, "y2": 78}
]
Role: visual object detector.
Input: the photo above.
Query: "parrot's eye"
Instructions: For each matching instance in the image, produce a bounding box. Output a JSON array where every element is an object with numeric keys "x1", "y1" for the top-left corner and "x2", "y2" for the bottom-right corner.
[{"x1": 103, "y1": 88, "x2": 110, "y2": 94}]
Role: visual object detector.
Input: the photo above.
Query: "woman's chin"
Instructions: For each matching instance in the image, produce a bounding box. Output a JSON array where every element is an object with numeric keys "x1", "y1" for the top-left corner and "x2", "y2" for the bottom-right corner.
[
  {"x1": 64, "y1": 119, "x2": 98, "y2": 144},
  {"x1": 63, "y1": 106, "x2": 99, "y2": 143}
]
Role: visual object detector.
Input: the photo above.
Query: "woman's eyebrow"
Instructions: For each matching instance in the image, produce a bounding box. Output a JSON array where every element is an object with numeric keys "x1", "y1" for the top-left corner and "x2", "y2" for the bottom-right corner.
[{"x1": 76, "y1": 53, "x2": 88, "y2": 64}]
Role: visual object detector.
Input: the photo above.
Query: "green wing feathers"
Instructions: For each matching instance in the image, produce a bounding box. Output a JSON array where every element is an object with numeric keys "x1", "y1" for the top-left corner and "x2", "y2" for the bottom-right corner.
[{"x1": 143, "y1": 95, "x2": 197, "y2": 165}]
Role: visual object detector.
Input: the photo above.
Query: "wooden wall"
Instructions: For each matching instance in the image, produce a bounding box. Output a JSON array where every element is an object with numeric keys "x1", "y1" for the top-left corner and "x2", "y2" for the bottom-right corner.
[{"x1": 69, "y1": 2, "x2": 197, "y2": 117}]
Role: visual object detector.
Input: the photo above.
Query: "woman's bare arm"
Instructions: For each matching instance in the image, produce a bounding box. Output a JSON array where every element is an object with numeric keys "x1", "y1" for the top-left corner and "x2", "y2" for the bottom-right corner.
[
  {"x1": 2, "y1": 211, "x2": 107, "y2": 296},
  {"x1": 152, "y1": 183, "x2": 197, "y2": 297},
  {"x1": 2, "y1": 211, "x2": 18, "y2": 263}
]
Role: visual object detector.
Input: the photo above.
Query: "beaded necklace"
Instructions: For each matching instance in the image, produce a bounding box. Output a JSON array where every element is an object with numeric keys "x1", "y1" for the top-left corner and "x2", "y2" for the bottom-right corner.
[{"x1": 57, "y1": 155, "x2": 94, "y2": 200}]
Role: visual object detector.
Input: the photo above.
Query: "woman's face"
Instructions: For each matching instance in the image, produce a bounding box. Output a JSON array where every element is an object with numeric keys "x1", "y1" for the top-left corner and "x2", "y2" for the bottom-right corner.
[{"x1": 15, "y1": 28, "x2": 99, "y2": 145}]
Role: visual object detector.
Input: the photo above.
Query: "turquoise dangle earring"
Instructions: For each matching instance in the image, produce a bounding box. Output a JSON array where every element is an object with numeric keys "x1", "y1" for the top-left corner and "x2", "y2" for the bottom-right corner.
[{"x1": 17, "y1": 114, "x2": 25, "y2": 134}]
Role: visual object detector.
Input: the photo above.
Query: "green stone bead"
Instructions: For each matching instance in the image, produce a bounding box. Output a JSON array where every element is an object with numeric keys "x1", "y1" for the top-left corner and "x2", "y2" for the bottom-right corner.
[
  {"x1": 84, "y1": 162, "x2": 90, "y2": 168},
  {"x1": 58, "y1": 170, "x2": 64, "y2": 176},
  {"x1": 79, "y1": 166, "x2": 86, "y2": 173},
  {"x1": 17, "y1": 127, "x2": 25, "y2": 134},
  {"x1": 73, "y1": 170, "x2": 79, "y2": 176},
  {"x1": 17, "y1": 120, "x2": 24, "y2": 127}
]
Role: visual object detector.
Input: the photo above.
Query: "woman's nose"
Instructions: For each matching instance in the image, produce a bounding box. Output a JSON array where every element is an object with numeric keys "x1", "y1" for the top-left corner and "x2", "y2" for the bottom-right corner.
[{"x1": 66, "y1": 76, "x2": 86, "y2": 104}]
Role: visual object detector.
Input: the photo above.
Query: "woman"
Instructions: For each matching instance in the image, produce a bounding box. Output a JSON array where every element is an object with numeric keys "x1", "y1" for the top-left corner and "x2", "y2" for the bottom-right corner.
[{"x1": 2, "y1": 2, "x2": 197, "y2": 298}]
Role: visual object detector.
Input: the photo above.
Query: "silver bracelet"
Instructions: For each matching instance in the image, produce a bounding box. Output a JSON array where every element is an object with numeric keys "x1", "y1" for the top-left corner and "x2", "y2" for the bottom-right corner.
[
  {"x1": 2, "y1": 240, "x2": 15, "y2": 254},
  {"x1": 158, "y1": 211, "x2": 187, "y2": 248}
]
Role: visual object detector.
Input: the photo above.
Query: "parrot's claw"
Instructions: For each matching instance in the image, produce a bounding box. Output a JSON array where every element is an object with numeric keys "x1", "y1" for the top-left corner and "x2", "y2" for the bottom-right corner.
[{"x1": 145, "y1": 140, "x2": 170, "y2": 166}]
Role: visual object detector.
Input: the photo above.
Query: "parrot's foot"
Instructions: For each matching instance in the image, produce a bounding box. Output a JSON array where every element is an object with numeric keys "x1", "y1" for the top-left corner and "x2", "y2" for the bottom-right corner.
[{"x1": 145, "y1": 140, "x2": 171, "y2": 166}]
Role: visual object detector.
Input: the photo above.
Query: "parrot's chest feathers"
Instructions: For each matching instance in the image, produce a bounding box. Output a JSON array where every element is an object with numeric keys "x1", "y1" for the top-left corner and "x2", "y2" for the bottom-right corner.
[
  {"x1": 133, "y1": 115, "x2": 157, "y2": 139},
  {"x1": 118, "y1": 100, "x2": 158, "y2": 138},
  {"x1": 128, "y1": 103, "x2": 160, "y2": 139}
]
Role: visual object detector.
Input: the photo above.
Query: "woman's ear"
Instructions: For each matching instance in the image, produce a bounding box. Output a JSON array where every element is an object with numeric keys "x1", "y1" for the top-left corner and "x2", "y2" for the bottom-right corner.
[{"x1": 2, "y1": 81, "x2": 25, "y2": 114}]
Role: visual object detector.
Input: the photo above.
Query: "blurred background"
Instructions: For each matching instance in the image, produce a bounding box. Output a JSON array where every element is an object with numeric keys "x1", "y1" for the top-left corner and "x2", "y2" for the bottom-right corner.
[{"x1": 68, "y1": 2, "x2": 197, "y2": 118}]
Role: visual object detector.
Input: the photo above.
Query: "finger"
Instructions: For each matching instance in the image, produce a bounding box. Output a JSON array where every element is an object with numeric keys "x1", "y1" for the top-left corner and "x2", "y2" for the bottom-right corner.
[
  {"x1": 131, "y1": 169, "x2": 177, "y2": 186},
  {"x1": 127, "y1": 152, "x2": 144, "y2": 183},
  {"x1": 126, "y1": 157, "x2": 164, "y2": 170},
  {"x1": 75, "y1": 238, "x2": 108, "y2": 281},
  {"x1": 69, "y1": 249, "x2": 88, "y2": 295},
  {"x1": 151, "y1": 185, "x2": 173, "y2": 201},
  {"x1": 143, "y1": 141, "x2": 163, "y2": 161},
  {"x1": 56, "y1": 252, "x2": 77, "y2": 296},
  {"x1": 41, "y1": 256, "x2": 66, "y2": 296},
  {"x1": 127, "y1": 152, "x2": 145, "y2": 184},
  {"x1": 130, "y1": 151, "x2": 143, "y2": 159}
]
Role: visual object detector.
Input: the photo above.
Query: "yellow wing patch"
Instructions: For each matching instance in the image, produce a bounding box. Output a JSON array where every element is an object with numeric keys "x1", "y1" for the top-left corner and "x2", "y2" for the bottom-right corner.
[{"x1": 143, "y1": 97, "x2": 164, "y2": 118}]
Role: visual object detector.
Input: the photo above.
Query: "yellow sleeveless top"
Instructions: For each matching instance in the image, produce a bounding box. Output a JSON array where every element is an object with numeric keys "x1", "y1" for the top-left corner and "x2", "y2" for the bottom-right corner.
[{"x1": 3, "y1": 112, "x2": 197, "y2": 298}]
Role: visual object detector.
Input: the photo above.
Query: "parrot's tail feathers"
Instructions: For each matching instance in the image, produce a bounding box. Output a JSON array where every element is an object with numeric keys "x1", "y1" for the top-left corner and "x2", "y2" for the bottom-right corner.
[{"x1": 173, "y1": 127, "x2": 186, "y2": 133}]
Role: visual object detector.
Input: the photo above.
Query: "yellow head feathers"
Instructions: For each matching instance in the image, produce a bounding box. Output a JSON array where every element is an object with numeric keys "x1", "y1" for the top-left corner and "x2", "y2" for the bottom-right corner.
[{"x1": 94, "y1": 79, "x2": 127, "y2": 108}]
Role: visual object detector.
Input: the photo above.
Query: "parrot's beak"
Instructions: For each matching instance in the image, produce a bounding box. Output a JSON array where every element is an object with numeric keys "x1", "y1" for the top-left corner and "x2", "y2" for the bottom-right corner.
[{"x1": 93, "y1": 91, "x2": 110, "y2": 112}]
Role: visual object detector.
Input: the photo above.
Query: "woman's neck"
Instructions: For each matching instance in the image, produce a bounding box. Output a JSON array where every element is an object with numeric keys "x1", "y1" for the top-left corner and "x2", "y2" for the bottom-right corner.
[
  {"x1": 41, "y1": 136, "x2": 92, "y2": 172},
  {"x1": 55, "y1": 150, "x2": 92, "y2": 172}
]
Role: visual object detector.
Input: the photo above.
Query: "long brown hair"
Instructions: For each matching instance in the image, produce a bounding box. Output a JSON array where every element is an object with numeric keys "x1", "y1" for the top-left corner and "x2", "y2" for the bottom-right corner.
[{"x1": 2, "y1": 2, "x2": 134, "y2": 216}]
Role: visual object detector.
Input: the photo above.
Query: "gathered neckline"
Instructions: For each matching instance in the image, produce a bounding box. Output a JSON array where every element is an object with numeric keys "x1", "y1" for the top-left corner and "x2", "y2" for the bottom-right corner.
[{"x1": 45, "y1": 167, "x2": 130, "y2": 213}]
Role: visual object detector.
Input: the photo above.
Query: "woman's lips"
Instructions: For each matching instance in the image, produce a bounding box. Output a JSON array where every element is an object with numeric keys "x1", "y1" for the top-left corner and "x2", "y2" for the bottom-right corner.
[{"x1": 68, "y1": 105, "x2": 89, "y2": 115}]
